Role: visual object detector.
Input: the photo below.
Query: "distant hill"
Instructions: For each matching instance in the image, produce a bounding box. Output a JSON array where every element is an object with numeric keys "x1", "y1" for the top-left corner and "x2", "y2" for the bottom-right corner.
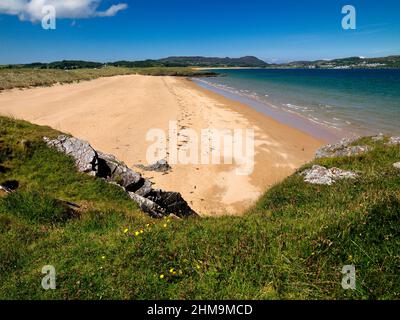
[
  {"x1": 22, "y1": 60, "x2": 104, "y2": 69},
  {"x1": 5, "y1": 56, "x2": 268, "y2": 69},
  {"x1": 274, "y1": 55, "x2": 400, "y2": 69},
  {"x1": 157, "y1": 56, "x2": 269, "y2": 67},
  {"x1": 5, "y1": 55, "x2": 399, "y2": 70}
]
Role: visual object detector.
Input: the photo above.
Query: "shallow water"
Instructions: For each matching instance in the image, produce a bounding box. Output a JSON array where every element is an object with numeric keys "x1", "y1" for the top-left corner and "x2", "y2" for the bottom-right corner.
[{"x1": 194, "y1": 69, "x2": 400, "y2": 141}]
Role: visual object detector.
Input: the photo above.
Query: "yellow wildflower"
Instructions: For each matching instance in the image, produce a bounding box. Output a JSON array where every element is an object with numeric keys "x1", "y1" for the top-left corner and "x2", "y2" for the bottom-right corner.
[
  {"x1": 135, "y1": 231, "x2": 140, "y2": 236},
  {"x1": 169, "y1": 268, "x2": 174, "y2": 273},
  {"x1": 159, "y1": 274, "x2": 164, "y2": 279},
  {"x1": 123, "y1": 228, "x2": 129, "y2": 233},
  {"x1": 163, "y1": 224, "x2": 167, "y2": 228}
]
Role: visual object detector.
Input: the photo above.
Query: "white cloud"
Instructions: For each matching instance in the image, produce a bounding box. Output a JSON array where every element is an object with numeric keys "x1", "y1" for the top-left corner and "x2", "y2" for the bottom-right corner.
[
  {"x1": 96, "y1": 3, "x2": 127, "y2": 17},
  {"x1": 0, "y1": 0, "x2": 128, "y2": 22}
]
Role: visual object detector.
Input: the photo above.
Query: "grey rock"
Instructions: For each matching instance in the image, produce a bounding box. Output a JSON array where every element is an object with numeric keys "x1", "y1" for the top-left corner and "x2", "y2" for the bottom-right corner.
[
  {"x1": 97, "y1": 151, "x2": 143, "y2": 191},
  {"x1": 387, "y1": 136, "x2": 400, "y2": 145},
  {"x1": 128, "y1": 188, "x2": 197, "y2": 218},
  {"x1": 136, "y1": 159, "x2": 172, "y2": 172},
  {"x1": 0, "y1": 180, "x2": 19, "y2": 192},
  {"x1": 315, "y1": 138, "x2": 352, "y2": 158},
  {"x1": 44, "y1": 136, "x2": 197, "y2": 219},
  {"x1": 315, "y1": 138, "x2": 371, "y2": 159},
  {"x1": 0, "y1": 185, "x2": 12, "y2": 194},
  {"x1": 145, "y1": 189, "x2": 198, "y2": 218},
  {"x1": 128, "y1": 192, "x2": 166, "y2": 218},
  {"x1": 371, "y1": 133, "x2": 384, "y2": 142},
  {"x1": 302, "y1": 165, "x2": 357, "y2": 185},
  {"x1": 393, "y1": 162, "x2": 400, "y2": 170},
  {"x1": 134, "y1": 179, "x2": 153, "y2": 197},
  {"x1": 44, "y1": 135, "x2": 96, "y2": 172}
]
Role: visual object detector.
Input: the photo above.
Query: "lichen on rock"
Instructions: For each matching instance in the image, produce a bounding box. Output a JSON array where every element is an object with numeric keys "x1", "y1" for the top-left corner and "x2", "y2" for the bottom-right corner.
[{"x1": 301, "y1": 165, "x2": 357, "y2": 185}]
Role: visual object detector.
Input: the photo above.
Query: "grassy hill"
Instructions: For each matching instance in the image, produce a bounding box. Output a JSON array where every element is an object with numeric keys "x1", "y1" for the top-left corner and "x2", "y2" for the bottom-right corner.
[
  {"x1": 274, "y1": 55, "x2": 400, "y2": 69},
  {"x1": 0, "y1": 116, "x2": 399, "y2": 299},
  {"x1": 157, "y1": 56, "x2": 269, "y2": 67},
  {"x1": 4, "y1": 56, "x2": 268, "y2": 70}
]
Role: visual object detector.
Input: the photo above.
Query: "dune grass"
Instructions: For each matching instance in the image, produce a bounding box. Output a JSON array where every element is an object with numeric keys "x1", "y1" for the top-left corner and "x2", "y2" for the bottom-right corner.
[
  {"x1": 0, "y1": 67, "x2": 215, "y2": 91},
  {"x1": 0, "y1": 116, "x2": 399, "y2": 299}
]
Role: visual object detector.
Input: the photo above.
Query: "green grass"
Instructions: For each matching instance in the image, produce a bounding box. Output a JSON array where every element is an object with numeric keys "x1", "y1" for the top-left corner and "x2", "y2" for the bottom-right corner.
[
  {"x1": 0, "y1": 67, "x2": 216, "y2": 91},
  {"x1": 0, "y1": 116, "x2": 399, "y2": 299}
]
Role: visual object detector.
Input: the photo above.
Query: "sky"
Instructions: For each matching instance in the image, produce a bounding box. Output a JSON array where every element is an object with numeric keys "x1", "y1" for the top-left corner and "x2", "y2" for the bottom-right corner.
[{"x1": 0, "y1": 0, "x2": 399, "y2": 64}]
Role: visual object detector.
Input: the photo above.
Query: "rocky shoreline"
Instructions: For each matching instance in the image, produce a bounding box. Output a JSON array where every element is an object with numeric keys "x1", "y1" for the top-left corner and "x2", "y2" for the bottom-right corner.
[{"x1": 43, "y1": 135, "x2": 198, "y2": 219}]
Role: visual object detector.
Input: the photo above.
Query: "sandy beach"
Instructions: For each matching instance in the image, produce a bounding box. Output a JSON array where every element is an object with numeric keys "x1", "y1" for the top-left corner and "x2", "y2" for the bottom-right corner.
[{"x1": 0, "y1": 75, "x2": 324, "y2": 215}]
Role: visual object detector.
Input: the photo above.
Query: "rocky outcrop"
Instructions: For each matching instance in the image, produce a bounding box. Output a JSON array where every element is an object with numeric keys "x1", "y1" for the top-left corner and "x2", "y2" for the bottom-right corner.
[
  {"x1": 0, "y1": 180, "x2": 19, "y2": 192},
  {"x1": 301, "y1": 165, "x2": 357, "y2": 185},
  {"x1": 44, "y1": 135, "x2": 197, "y2": 218},
  {"x1": 145, "y1": 189, "x2": 197, "y2": 217},
  {"x1": 315, "y1": 138, "x2": 371, "y2": 159},
  {"x1": 0, "y1": 185, "x2": 13, "y2": 194},
  {"x1": 128, "y1": 192, "x2": 166, "y2": 218},
  {"x1": 96, "y1": 151, "x2": 146, "y2": 193},
  {"x1": 44, "y1": 136, "x2": 96, "y2": 172},
  {"x1": 135, "y1": 159, "x2": 172, "y2": 173},
  {"x1": 387, "y1": 137, "x2": 400, "y2": 145},
  {"x1": 371, "y1": 133, "x2": 385, "y2": 142}
]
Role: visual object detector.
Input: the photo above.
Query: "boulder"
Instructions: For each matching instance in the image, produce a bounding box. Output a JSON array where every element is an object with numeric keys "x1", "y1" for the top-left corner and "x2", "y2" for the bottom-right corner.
[
  {"x1": 302, "y1": 165, "x2": 357, "y2": 185},
  {"x1": 136, "y1": 159, "x2": 172, "y2": 172},
  {"x1": 44, "y1": 136, "x2": 96, "y2": 173},
  {"x1": 371, "y1": 134, "x2": 385, "y2": 142},
  {"x1": 315, "y1": 138, "x2": 371, "y2": 159},
  {"x1": 0, "y1": 185, "x2": 12, "y2": 194},
  {"x1": 128, "y1": 189, "x2": 197, "y2": 218},
  {"x1": 134, "y1": 179, "x2": 153, "y2": 197},
  {"x1": 0, "y1": 180, "x2": 19, "y2": 194},
  {"x1": 145, "y1": 189, "x2": 198, "y2": 218},
  {"x1": 387, "y1": 137, "x2": 400, "y2": 145},
  {"x1": 128, "y1": 192, "x2": 166, "y2": 218},
  {"x1": 0, "y1": 180, "x2": 19, "y2": 191},
  {"x1": 96, "y1": 151, "x2": 143, "y2": 191}
]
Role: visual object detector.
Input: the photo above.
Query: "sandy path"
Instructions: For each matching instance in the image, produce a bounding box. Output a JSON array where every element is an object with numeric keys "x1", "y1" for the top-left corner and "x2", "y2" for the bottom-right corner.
[{"x1": 0, "y1": 75, "x2": 324, "y2": 215}]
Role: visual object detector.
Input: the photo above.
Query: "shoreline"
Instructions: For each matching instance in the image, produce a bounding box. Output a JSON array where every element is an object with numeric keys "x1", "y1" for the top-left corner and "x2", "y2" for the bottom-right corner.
[
  {"x1": 192, "y1": 78, "x2": 344, "y2": 143},
  {"x1": 193, "y1": 69, "x2": 400, "y2": 140},
  {"x1": 0, "y1": 74, "x2": 324, "y2": 215}
]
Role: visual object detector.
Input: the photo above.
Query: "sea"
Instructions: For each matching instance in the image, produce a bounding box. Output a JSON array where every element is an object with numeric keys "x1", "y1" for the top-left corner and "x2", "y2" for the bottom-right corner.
[{"x1": 193, "y1": 69, "x2": 400, "y2": 142}]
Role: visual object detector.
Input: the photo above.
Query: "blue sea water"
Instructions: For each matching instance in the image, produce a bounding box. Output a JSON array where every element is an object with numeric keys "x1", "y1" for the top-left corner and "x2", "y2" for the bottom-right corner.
[{"x1": 194, "y1": 69, "x2": 400, "y2": 141}]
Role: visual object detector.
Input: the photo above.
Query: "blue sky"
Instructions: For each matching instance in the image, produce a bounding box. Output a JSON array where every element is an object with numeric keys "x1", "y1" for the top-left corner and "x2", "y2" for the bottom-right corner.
[{"x1": 0, "y1": 0, "x2": 399, "y2": 64}]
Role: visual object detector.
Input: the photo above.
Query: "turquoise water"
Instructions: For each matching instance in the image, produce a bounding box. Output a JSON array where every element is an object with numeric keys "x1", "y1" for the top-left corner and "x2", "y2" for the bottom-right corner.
[{"x1": 194, "y1": 69, "x2": 400, "y2": 141}]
